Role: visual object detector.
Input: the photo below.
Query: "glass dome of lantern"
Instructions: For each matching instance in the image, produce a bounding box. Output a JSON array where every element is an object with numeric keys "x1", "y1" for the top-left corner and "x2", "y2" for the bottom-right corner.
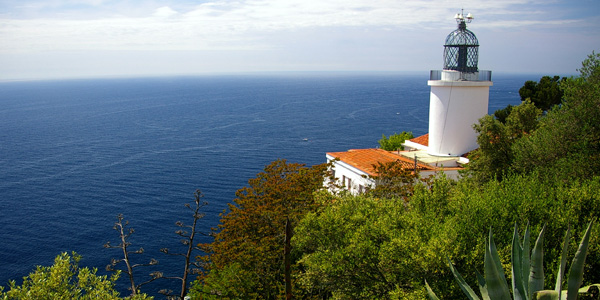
[{"x1": 443, "y1": 11, "x2": 479, "y2": 73}]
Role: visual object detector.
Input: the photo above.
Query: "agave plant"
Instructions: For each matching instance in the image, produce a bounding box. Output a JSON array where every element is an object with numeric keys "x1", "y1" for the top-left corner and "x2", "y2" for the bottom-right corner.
[{"x1": 426, "y1": 221, "x2": 595, "y2": 300}]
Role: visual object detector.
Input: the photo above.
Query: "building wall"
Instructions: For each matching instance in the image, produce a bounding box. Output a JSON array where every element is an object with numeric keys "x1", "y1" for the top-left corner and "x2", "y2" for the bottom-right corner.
[
  {"x1": 327, "y1": 155, "x2": 464, "y2": 195},
  {"x1": 326, "y1": 155, "x2": 374, "y2": 195},
  {"x1": 427, "y1": 80, "x2": 492, "y2": 156}
]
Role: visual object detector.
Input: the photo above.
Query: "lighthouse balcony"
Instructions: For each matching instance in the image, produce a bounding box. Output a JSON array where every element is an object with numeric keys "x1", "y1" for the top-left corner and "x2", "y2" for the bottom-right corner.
[{"x1": 430, "y1": 70, "x2": 492, "y2": 81}]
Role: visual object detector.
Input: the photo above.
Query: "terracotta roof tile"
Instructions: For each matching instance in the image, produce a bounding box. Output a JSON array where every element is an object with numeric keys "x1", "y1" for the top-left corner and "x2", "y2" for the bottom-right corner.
[
  {"x1": 408, "y1": 133, "x2": 429, "y2": 147},
  {"x1": 327, "y1": 148, "x2": 433, "y2": 176}
]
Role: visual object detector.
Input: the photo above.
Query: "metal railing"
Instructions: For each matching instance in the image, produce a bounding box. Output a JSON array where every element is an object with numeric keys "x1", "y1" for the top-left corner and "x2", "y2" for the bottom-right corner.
[
  {"x1": 430, "y1": 70, "x2": 442, "y2": 80},
  {"x1": 478, "y1": 70, "x2": 492, "y2": 81},
  {"x1": 429, "y1": 70, "x2": 492, "y2": 81}
]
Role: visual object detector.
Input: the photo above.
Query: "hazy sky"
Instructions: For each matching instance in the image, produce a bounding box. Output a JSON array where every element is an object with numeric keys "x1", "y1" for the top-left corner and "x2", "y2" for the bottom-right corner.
[{"x1": 1, "y1": 0, "x2": 599, "y2": 80}]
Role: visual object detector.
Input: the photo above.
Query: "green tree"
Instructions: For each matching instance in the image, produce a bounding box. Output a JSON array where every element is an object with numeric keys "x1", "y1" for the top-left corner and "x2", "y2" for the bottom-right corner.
[
  {"x1": 512, "y1": 52, "x2": 600, "y2": 180},
  {"x1": 576, "y1": 50, "x2": 600, "y2": 83},
  {"x1": 519, "y1": 75, "x2": 566, "y2": 111},
  {"x1": 427, "y1": 222, "x2": 597, "y2": 300},
  {"x1": 467, "y1": 51, "x2": 600, "y2": 183},
  {"x1": 294, "y1": 194, "x2": 408, "y2": 299},
  {"x1": 442, "y1": 173, "x2": 600, "y2": 295},
  {"x1": 193, "y1": 159, "x2": 330, "y2": 299},
  {"x1": 467, "y1": 114, "x2": 513, "y2": 182},
  {"x1": 466, "y1": 100, "x2": 542, "y2": 182},
  {"x1": 365, "y1": 160, "x2": 420, "y2": 200},
  {"x1": 294, "y1": 175, "x2": 457, "y2": 299},
  {"x1": 1, "y1": 252, "x2": 152, "y2": 300},
  {"x1": 505, "y1": 99, "x2": 542, "y2": 137},
  {"x1": 378, "y1": 132, "x2": 414, "y2": 151},
  {"x1": 493, "y1": 104, "x2": 513, "y2": 124}
]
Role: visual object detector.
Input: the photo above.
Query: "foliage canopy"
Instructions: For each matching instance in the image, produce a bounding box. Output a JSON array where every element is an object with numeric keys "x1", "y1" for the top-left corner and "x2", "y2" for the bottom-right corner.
[
  {"x1": 378, "y1": 132, "x2": 414, "y2": 151},
  {"x1": 294, "y1": 173, "x2": 600, "y2": 299},
  {"x1": 518, "y1": 75, "x2": 566, "y2": 111},
  {"x1": 1, "y1": 252, "x2": 152, "y2": 300},
  {"x1": 193, "y1": 159, "x2": 330, "y2": 299},
  {"x1": 467, "y1": 51, "x2": 600, "y2": 184}
]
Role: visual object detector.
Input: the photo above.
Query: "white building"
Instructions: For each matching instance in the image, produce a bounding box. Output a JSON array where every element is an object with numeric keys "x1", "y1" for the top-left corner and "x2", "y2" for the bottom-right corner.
[
  {"x1": 326, "y1": 148, "x2": 439, "y2": 195},
  {"x1": 327, "y1": 11, "x2": 492, "y2": 194}
]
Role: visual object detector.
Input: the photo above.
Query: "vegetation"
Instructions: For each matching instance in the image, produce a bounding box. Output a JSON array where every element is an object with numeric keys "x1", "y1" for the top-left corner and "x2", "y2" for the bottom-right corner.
[
  {"x1": 293, "y1": 174, "x2": 600, "y2": 299},
  {"x1": 158, "y1": 190, "x2": 209, "y2": 299},
  {"x1": 466, "y1": 51, "x2": 600, "y2": 184},
  {"x1": 365, "y1": 160, "x2": 422, "y2": 200},
  {"x1": 0, "y1": 252, "x2": 152, "y2": 300},
  {"x1": 518, "y1": 75, "x2": 566, "y2": 112},
  {"x1": 466, "y1": 99, "x2": 542, "y2": 182},
  {"x1": 293, "y1": 187, "x2": 447, "y2": 299},
  {"x1": 104, "y1": 191, "x2": 209, "y2": 299},
  {"x1": 511, "y1": 52, "x2": 600, "y2": 180},
  {"x1": 191, "y1": 159, "x2": 331, "y2": 299},
  {"x1": 291, "y1": 51, "x2": 600, "y2": 299},
  {"x1": 427, "y1": 222, "x2": 595, "y2": 300},
  {"x1": 105, "y1": 215, "x2": 161, "y2": 297},
  {"x1": 378, "y1": 131, "x2": 414, "y2": 151}
]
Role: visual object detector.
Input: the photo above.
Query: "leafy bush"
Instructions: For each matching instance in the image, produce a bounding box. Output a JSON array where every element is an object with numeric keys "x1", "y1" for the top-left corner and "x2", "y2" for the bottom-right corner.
[
  {"x1": 0, "y1": 252, "x2": 152, "y2": 300},
  {"x1": 378, "y1": 132, "x2": 414, "y2": 151},
  {"x1": 293, "y1": 173, "x2": 600, "y2": 299}
]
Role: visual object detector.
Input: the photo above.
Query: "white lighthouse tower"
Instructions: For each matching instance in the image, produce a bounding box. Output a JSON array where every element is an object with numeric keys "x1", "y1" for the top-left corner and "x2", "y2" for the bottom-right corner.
[{"x1": 427, "y1": 12, "x2": 492, "y2": 157}]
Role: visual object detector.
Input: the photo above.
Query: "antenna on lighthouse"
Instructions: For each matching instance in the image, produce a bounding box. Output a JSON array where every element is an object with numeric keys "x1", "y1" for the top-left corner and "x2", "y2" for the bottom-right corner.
[
  {"x1": 455, "y1": 9, "x2": 474, "y2": 24},
  {"x1": 454, "y1": 9, "x2": 474, "y2": 31}
]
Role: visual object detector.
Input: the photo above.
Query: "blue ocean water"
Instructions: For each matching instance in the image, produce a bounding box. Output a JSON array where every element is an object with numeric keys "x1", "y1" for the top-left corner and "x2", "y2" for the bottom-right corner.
[{"x1": 0, "y1": 73, "x2": 528, "y2": 295}]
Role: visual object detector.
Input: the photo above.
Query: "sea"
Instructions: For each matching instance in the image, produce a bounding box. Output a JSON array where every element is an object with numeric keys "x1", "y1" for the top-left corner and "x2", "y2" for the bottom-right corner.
[{"x1": 0, "y1": 72, "x2": 531, "y2": 296}]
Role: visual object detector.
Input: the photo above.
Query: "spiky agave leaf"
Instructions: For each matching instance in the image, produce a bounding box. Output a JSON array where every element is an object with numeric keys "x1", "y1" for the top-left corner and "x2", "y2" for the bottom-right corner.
[
  {"x1": 531, "y1": 290, "x2": 560, "y2": 300},
  {"x1": 529, "y1": 225, "x2": 545, "y2": 296},
  {"x1": 425, "y1": 280, "x2": 441, "y2": 300},
  {"x1": 448, "y1": 257, "x2": 481, "y2": 300},
  {"x1": 555, "y1": 225, "x2": 571, "y2": 296},
  {"x1": 578, "y1": 284, "x2": 600, "y2": 297},
  {"x1": 485, "y1": 228, "x2": 511, "y2": 300},
  {"x1": 476, "y1": 269, "x2": 491, "y2": 300},
  {"x1": 522, "y1": 224, "x2": 531, "y2": 299},
  {"x1": 512, "y1": 224, "x2": 526, "y2": 300},
  {"x1": 566, "y1": 221, "x2": 594, "y2": 300}
]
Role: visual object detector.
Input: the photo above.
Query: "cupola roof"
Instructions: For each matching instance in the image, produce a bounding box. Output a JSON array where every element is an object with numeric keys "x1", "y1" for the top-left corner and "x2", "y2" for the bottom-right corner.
[{"x1": 443, "y1": 11, "x2": 479, "y2": 73}]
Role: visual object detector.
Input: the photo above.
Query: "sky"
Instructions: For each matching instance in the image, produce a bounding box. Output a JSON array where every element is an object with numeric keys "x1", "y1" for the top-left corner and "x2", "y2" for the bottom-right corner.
[{"x1": 1, "y1": 0, "x2": 599, "y2": 80}]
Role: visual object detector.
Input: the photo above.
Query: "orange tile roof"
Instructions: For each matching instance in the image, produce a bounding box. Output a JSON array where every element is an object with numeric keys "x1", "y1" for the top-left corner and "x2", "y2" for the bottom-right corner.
[
  {"x1": 408, "y1": 133, "x2": 429, "y2": 147},
  {"x1": 327, "y1": 148, "x2": 433, "y2": 176}
]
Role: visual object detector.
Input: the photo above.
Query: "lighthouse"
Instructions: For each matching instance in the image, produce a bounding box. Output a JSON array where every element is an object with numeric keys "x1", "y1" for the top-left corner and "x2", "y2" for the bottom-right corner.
[
  {"x1": 427, "y1": 11, "x2": 492, "y2": 157},
  {"x1": 325, "y1": 11, "x2": 493, "y2": 193}
]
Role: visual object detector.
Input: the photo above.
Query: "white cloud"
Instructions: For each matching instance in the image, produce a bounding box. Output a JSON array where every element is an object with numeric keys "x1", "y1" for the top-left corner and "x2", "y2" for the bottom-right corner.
[
  {"x1": 0, "y1": 0, "x2": 597, "y2": 79},
  {"x1": 153, "y1": 6, "x2": 178, "y2": 18},
  {"x1": 0, "y1": 0, "x2": 515, "y2": 53}
]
